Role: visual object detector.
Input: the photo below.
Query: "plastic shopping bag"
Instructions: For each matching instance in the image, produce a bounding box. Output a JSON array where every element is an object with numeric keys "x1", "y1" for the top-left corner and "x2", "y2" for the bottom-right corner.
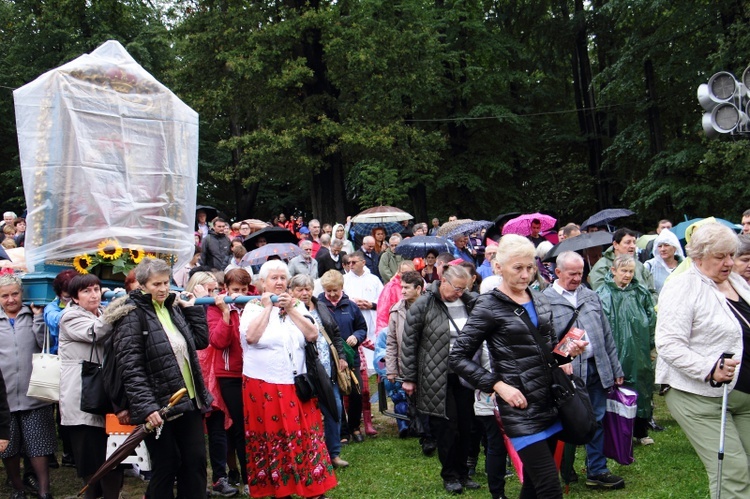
[{"x1": 603, "y1": 386, "x2": 638, "y2": 465}]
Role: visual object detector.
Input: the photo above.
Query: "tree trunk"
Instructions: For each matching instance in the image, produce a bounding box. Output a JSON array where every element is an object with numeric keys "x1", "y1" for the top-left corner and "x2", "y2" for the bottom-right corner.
[{"x1": 644, "y1": 59, "x2": 664, "y2": 156}]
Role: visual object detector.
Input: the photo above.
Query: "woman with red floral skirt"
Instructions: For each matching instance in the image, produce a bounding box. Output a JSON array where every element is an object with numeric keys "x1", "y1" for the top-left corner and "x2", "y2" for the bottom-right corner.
[{"x1": 239, "y1": 260, "x2": 336, "y2": 499}]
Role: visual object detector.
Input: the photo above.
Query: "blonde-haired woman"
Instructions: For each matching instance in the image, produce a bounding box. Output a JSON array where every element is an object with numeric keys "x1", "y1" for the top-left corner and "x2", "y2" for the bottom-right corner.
[{"x1": 450, "y1": 234, "x2": 586, "y2": 499}]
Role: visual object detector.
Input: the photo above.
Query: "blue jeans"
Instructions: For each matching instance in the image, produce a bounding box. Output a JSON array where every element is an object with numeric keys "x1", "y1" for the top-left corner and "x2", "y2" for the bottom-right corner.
[
  {"x1": 320, "y1": 383, "x2": 343, "y2": 459},
  {"x1": 585, "y1": 361, "x2": 610, "y2": 477}
]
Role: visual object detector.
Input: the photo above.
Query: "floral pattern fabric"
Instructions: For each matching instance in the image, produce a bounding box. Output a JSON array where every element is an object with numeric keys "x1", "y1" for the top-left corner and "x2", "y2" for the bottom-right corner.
[{"x1": 243, "y1": 376, "x2": 337, "y2": 498}]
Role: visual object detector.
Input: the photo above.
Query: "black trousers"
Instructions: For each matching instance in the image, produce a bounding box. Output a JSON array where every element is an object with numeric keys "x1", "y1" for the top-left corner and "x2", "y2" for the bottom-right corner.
[
  {"x1": 428, "y1": 374, "x2": 475, "y2": 482},
  {"x1": 144, "y1": 407, "x2": 207, "y2": 499},
  {"x1": 517, "y1": 436, "x2": 562, "y2": 499},
  {"x1": 479, "y1": 415, "x2": 509, "y2": 499},
  {"x1": 218, "y1": 377, "x2": 248, "y2": 484}
]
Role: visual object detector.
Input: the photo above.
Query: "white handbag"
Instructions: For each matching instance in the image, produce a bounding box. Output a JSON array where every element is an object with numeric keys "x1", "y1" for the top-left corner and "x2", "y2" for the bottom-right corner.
[{"x1": 26, "y1": 325, "x2": 60, "y2": 403}]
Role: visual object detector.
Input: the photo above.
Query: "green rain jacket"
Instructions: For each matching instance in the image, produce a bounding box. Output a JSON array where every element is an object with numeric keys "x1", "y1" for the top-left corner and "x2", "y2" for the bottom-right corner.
[{"x1": 596, "y1": 272, "x2": 656, "y2": 419}]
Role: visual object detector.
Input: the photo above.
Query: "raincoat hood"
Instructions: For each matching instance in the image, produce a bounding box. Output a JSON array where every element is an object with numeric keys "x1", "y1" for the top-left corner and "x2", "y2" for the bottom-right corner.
[{"x1": 651, "y1": 228, "x2": 685, "y2": 259}]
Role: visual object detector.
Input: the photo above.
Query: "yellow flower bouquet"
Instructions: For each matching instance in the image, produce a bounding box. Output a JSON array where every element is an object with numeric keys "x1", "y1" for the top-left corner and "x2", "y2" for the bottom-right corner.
[{"x1": 72, "y1": 238, "x2": 146, "y2": 277}]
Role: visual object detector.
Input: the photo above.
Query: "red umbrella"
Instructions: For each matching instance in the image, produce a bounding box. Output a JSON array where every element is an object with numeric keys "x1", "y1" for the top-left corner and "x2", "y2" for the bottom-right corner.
[
  {"x1": 78, "y1": 389, "x2": 188, "y2": 497},
  {"x1": 501, "y1": 213, "x2": 557, "y2": 236}
]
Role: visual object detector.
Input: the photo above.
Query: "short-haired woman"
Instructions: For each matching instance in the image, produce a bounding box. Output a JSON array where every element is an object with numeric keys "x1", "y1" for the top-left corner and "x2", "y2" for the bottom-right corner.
[
  {"x1": 239, "y1": 261, "x2": 337, "y2": 498},
  {"x1": 596, "y1": 254, "x2": 656, "y2": 445},
  {"x1": 657, "y1": 223, "x2": 750, "y2": 496},
  {"x1": 113, "y1": 258, "x2": 213, "y2": 499},
  {"x1": 59, "y1": 274, "x2": 123, "y2": 499},
  {"x1": 450, "y1": 235, "x2": 586, "y2": 499}
]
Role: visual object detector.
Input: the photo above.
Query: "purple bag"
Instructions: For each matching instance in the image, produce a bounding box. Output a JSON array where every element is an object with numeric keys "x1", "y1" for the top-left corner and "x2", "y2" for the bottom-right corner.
[{"x1": 603, "y1": 386, "x2": 638, "y2": 465}]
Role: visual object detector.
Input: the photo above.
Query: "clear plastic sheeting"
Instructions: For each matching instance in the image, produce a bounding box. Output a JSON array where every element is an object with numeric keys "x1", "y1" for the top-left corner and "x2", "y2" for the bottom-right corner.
[{"x1": 14, "y1": 40, "x2": 198, "y2": 272}]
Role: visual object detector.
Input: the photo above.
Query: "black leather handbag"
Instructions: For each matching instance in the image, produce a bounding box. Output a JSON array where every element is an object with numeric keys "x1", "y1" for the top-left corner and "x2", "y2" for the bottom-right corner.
[{"x1": 80, "y1": 332, "x2": 112, "y2": 415}]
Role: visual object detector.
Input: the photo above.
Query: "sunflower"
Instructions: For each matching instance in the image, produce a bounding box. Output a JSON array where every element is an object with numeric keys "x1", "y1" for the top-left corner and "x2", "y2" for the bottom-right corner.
[
  {"x1": 145, "y1": 252, "x2": 157, "y2": 260},
  {"x1": 97, "y1": 238, "x2": 123, "y2": 260},
  {"x1": 129, "y1": 247, "x2": 145, "y2": 264},
  {"x1": 73, "y1": 254, "x2": 93, "y2": 274}
]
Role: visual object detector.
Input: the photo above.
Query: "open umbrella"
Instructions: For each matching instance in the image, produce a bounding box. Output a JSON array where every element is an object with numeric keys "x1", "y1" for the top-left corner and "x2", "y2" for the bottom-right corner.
[
  {"x1": 502, "y1": 213, "x2": 557, "y2": 236},
  {"x1": 243, "y1": 227, "x2": 298, "y2": 251},
  {"x1": 436, "y1": 219, "x2": 473, "y2": 237},
  {"x1": 195, "y1": 205, "x2": 218, "y2": 221},
  {"x1": 241, "y1": 243, "x2": 304, "y2": 265},
  {"x1": 351, "y1": 221, "x2": 406, "y2": 237},
  {"x1": 671, "y1": 217, "x2": 740, "y2": 241},
  {"x1": 394, "y1": 236, "x2": 452, "y2": 259},
  {"x1": 543, "y1": 231, "x2": 613, "y2": 262},
  {"x1": 351, "y1": 206, "x2": 413, "y2": 224},
  {"x1": 78, "y1": 389, "x2": 188, "y2": 497},
  {"x1": 442, "y1": 220, "x2": 495, "y2": 239},
  {"x1": 580, "y1": 208, "x2": 634, "y2": 231},
  {"x1": 486, "y1": 212, "x2": 522, "y2": 242}
]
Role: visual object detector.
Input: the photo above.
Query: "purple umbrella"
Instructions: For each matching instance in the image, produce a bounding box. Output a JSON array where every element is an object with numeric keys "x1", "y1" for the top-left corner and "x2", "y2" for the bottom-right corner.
[{"x1": 502, "y1": 213, "x2": 557, "y2": 236}]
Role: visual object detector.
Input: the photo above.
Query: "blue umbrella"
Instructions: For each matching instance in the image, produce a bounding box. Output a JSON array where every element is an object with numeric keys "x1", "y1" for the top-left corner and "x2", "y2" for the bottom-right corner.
[
  {"x1": 351, "y1": 221, "x2": 405, "y2": 237},
  {"x1": 394, "y1": 236, "x2": 452, "y2": 259},
  {"x1": 671, "y1": 217, "x2": 740, "y2": 241}
]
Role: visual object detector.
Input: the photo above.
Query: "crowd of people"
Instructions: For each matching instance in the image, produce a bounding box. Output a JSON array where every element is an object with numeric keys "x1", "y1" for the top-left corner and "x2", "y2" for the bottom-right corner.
[{"x1": 1, "y1": 209, "x2": 750, "y2": 498}]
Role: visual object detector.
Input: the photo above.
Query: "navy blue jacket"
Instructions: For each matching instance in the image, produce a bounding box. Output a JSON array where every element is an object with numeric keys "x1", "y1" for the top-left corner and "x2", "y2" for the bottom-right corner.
[{"x1": 317, "y1": 292, "x2": 368, "y2": 367}]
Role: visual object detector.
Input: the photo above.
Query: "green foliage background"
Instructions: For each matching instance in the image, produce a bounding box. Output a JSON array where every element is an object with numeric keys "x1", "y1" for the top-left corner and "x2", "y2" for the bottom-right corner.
[{"x1": 2, "y1": 0, "x2": 749, "y2": 229}]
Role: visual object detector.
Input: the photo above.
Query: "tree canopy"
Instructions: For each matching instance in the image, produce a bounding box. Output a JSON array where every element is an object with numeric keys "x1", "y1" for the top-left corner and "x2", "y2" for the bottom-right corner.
[{"x1": 2, "y1": 0, "x2": 749, "y2": 229}]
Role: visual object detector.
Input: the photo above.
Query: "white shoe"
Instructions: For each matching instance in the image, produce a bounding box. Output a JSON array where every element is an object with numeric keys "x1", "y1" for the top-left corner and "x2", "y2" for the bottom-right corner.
[{"x1": 635, "y1": 436, "x2": 654, "y2": 445}]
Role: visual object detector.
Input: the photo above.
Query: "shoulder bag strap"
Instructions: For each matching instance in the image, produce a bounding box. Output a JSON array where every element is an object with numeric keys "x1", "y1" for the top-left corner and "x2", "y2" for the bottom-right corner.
[
  {"x1": 726, "y1": 299, "x2": 750, "y2": 329},
  {"x1": 514, "y1": 305, "x2": 557, "y2": 367},
  {"x1": 88, "y1": 329, "x2": 100, "y2": 363},
  {"x1": 562, "y1": 306, "x2": 583, "y2": 335}
]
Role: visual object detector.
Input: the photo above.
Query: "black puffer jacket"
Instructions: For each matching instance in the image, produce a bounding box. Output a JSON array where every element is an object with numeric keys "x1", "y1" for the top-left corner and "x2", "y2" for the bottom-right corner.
[
  {"x1": 400, "y1": 282, "x2": 476, "y2": 418},
  {"x1": 113, "y1": 291, "x2": 212, "y2": 424},
  {"x1": 449, "y1": 288, "x2": 568, "y2": 438}
]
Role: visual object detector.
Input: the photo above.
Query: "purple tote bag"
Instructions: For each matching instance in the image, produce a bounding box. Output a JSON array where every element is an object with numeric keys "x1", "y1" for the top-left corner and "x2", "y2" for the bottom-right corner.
[{"x1": 603, "y1": 386, "x2": 638, "y2": 465}]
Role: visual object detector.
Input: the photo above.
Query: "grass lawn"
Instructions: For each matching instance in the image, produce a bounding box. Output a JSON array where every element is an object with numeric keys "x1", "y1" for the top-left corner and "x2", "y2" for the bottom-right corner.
[{"x1": 0, "y1": 382, "x2": 711, "y2": 498}]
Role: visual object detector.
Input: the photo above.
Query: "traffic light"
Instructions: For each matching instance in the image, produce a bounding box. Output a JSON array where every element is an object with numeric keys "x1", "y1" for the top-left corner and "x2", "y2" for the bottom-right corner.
[{"x1": 698, "y1": 68, "x2": 750, "y2": 138}]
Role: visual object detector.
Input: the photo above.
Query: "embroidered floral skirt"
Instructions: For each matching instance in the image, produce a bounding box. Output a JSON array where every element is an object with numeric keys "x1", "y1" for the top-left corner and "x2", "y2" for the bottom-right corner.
[{"x1": 243, "y1": 376, "x2": 337, "y2": 498}]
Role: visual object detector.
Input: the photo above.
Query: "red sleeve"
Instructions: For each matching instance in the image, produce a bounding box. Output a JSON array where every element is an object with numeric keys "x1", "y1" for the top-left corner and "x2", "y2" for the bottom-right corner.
[{"x1": 207, "y1": 305, "x2": 236, "y2": 350}]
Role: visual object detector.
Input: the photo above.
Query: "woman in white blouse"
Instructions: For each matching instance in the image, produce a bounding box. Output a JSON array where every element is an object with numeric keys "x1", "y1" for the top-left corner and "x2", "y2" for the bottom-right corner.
[{"x1": 239, "y1": 260, "x2": 337, "y2": 499}]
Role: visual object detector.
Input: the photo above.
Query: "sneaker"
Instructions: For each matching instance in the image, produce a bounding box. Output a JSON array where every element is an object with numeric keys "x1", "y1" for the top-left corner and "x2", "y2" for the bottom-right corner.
[
  {"x1": 635, "y1": 436, "x2": 655, "y2": 445},
  {"x1": 243, "y1": 485, "x2": 249, "y2": 496},
  {"x1": 648, "y1": 417, "x2": 665, "y2": 432},
  {"x1": 227, "y1": 469, "x2": 241, "y2": 486},
  {"x1": 331, "y1": 457, "x2": 349, "y2": 468},
  {"x1": 22, "y1": 475, "x2": 38, "y2": 494},
  {"x1": 9, "y1": 491, "x2": 26, "y2": 499},
  {"x1": 443, "y1": 480, "x2": 463, "y2": 494},
  {"x1": 460, "y1": 478, "x2": 481, "y2": 490},
  {"x1": 586, "y1": 472, "x2": 625, "y2": 489},
  {"x1": 212, "y1": 477, "x2": 239, "y2": 497},
  {"x1": 61, "y1": 454, "x2": 76, "y2": 468}
]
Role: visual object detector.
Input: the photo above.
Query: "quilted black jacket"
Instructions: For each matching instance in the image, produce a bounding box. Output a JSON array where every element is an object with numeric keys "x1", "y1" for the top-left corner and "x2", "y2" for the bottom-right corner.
[
  {"x1": 113, "y1": 291, "x2": 212, "y2": 424},
  {"x1": 449, "y1": 288, "x2": 568, "y2": 437},
  {"x1": 400, "y1": 282, "x2": 476, "y2": 418}
]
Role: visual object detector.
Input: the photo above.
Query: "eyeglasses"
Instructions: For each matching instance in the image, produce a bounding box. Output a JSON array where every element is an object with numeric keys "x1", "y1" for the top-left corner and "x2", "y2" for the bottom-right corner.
[
  {"x1": 347, "y1": 260, "x2": 360, "y2": 265},
  {"x1": 444, "y1": 279, "x2": 467, "y2": 293}
]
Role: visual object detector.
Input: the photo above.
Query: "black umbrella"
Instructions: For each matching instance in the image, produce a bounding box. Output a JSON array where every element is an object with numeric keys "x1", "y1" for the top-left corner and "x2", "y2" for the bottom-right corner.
[
  {"x1": 243, "y1": 227, "x2": 299, "y2": 251},
  {"x1": 580, "y1": 208, "x2": 634, "y2": 231},
  {"x1": 394, "y1": 235, "x2": 452, "y2": 259},
  {"x1": 543, "y1": 231, "x2": 613, "y2": 262},
  {"x1": 78, "y1": 389, "x2": 187, "y2": 497},
  {"x1": 486, "y1": 212, "x2": 522, "y2": 242},
  {"x1": 195, "y1": 205, "x2": 218, "y2": 221}
]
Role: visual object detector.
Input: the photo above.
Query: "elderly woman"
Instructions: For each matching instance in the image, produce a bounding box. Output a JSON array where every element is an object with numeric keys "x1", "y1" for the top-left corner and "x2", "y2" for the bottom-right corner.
[
  {"x1": 644, "y1": 228, "x2": 684, "y2": 295},
  {"x1": 239, "y1": 261, "x2": 337, "y2": 498},
  {"x1": 207, "y1": 268, "x2": 256, "y2": 493},
  {"x1": 733, "y1": 235, "x2": 750, "y2": 286},
  {"x1": 318, "y1": 269, "x2": 368, "y2": 444},
  {"x1": 597, "y1": 254, "x2": 656, "y2": 445},
  {"x1": 332, "y1": 223, "x2": 355, "y2": 255},
  {"x1": 59, "y1": 274, "x2": 122, "y2": 498},
  {"x1": 113, "y1": 258, "x2": 212, "y2": 499},
  {"x1": 449, "y1": 235, "x2": 586, "y2": 499},
  {"x1": 289, "y1": 274, "x2": 349, "y2": 469},
  {"x1": 656, "y1": 223, "x2": 750, "y2": 497},
  {"x1": 0, "y1": 274, "x2": 55, "y2": 499}
]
